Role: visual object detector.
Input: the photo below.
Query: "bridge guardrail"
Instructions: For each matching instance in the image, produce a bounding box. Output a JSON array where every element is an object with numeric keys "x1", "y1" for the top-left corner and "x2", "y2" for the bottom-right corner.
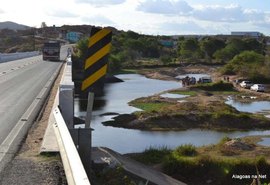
[
  {"x1": 53, "y1": 107, "x2": 90, "y2": 185},
  {"x1": 0, "y1": 51, "x2": 40, "y2": 63}
]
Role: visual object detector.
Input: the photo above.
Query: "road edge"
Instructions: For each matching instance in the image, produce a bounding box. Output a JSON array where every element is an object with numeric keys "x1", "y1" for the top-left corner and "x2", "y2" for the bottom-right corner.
[{"x1": 0, "y1": 62, "x2": 63, "y2": 172}]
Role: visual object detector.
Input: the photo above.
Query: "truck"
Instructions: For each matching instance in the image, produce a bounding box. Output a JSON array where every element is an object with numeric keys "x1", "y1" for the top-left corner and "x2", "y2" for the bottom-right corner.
[{"x1": 42, "y1": 41, "x2": 60, "y2": 61}]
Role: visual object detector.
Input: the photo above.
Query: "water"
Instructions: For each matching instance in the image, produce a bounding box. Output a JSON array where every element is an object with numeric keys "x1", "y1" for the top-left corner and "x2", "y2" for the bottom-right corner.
[
  {"x1": 75, "y1": 74, "x2": 270, "y2": 154},
  {"x1": 226, "y1": 99, "x2": 270, "y2": 114},
  {"x1": 175, "y1": 73, "x2": 210, "y2": 81},
  {"x1": 258, "y1": 138, "x2": 270, "y2": 146},
  {"x1": 160, "y1": 93, "x2": 189, "y2": 99}
]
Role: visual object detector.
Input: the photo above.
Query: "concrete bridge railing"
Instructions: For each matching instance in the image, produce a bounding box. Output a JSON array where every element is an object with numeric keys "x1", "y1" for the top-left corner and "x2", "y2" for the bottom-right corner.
[{"x1": 0, "y1": 51, "x2": 40, "y2": 63}]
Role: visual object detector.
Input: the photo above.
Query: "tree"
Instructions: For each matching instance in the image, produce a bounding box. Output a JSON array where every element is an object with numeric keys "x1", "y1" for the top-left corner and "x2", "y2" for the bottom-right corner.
[
  {"x1": 200, "y1": 37, "x2": 225, "y2": 59},
  {"x1": 221, "y1": 51, "x2": 268, "y2": 82},
  {"x1": 41, "y1": 22, "x2": 47, "y2": 28},
  {"x1": 213, "y1": 46, "x2": 236, "y2": 62},
  {"x1": 160, "y1": 55, "x2": 172, "y2": 65},
  {"x1": 243, "y1": 38, "x2": 264, "y2": 54},
  {"x1": 214, "y1": 39, "x2": 245, "y2": 62},
  {"x1": 178, "y1": 38, "x2": 202, "y2": 60},
  {"x1": 108, "y1": 54, "x2": 123, "y2": 73},
  {"x1": 75, "y1": 37, "x2": 89, "y2": 60}
]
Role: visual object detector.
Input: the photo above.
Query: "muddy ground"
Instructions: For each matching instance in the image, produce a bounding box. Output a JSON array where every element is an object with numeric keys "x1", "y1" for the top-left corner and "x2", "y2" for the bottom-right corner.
[{"x1": 104, "y1": 65, "x2": 270, "y2": 131}]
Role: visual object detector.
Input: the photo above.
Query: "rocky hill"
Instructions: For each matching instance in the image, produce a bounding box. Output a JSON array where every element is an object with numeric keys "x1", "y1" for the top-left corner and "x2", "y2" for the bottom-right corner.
[{"x1": 0, "y1": 21, "x2": 30, "y2": 30}]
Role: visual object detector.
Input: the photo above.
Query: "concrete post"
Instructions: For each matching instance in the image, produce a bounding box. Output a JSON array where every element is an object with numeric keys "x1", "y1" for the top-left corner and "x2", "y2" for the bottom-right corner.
[
  {"x1": 69, "y1": 128, "x2": 92, "y2": 177},
  {"x1": 59, "y1": 85, "x2": 74, "y2": 129}
]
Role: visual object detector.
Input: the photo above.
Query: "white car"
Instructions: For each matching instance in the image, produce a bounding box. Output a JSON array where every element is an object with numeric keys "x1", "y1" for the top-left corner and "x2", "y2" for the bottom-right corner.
[
  {"x1": 250, "y1": 84, "x2": 265, "y2": 92},
  {"x1": 240, "y1": 81, "x2": 253, "y2": 88}
]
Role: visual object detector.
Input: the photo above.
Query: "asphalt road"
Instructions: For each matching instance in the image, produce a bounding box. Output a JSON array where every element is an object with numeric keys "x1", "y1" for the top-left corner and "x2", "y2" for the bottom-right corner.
[{"x1": 0, "y1": 55, "x2": 62, "y2": 145}]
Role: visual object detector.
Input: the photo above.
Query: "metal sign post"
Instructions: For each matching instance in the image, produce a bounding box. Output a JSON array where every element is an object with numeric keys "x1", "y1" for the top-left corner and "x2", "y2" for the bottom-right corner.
[{"x1": 85, "y1": 92, "x2": 94, "y2": 128}]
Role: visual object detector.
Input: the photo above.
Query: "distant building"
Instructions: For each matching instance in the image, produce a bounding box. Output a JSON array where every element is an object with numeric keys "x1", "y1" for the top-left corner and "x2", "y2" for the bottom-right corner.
[
  {"x1": 231, "y1": 32, "x2": 263, "y2": 38},
  {"x1": 66, "y1": 31, "x2": 83, "y2": 43},
  {"x1": 159, "y1": 40, "x2": 175, "y2": 48}
]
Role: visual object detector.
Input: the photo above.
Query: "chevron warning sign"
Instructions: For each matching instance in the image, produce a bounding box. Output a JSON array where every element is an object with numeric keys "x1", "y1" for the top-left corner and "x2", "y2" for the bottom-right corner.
[{"x1": 81, "y1": 27, "x2": 112, "y2": 94}]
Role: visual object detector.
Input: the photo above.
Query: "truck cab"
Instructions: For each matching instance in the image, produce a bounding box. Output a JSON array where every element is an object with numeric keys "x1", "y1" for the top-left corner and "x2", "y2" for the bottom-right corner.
[{"x1": 42, "y1": 41, "x2": 61, "y2": 61}]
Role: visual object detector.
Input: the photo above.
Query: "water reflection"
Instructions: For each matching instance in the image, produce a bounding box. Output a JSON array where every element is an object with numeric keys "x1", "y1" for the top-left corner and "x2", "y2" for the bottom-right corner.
[
  {"x1": 75, "y1": 74, "x2": 270, "y2": 154},
  {"x1": 160, "y1": 93, "x2": 189, "y2": 99},
  {"x1": 258, "y1": 137, "x2": 270, "y2": 146},
  {"x1": 226, "y1": 99, "x2": 270, "y2": 114}
]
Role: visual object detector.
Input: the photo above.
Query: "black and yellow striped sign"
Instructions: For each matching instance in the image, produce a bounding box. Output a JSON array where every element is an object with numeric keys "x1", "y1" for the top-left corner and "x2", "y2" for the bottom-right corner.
[{"x1": 81, "y1": 27, "x2": 112, "y2": 93}]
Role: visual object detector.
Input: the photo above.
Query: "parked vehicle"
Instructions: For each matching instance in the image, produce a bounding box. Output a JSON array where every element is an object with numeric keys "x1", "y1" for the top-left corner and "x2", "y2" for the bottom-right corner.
[
  {"x1": 234, "y1": 79, "x2": 249, "y2": 85},
  {"x1": 198, "y1": 77, "x2": 212, "y2": 83},
  {"x1": 240, "y1": 81, "x2": 253, "y2": 88},
  {"x1": 250, "y1": 84, "x2": 265, "y2": 92}
]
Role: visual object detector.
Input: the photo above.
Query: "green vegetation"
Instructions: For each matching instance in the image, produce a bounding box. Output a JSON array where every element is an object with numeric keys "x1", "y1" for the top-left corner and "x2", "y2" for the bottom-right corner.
[
  {"x1": 163, "y1": 154, "x2": 269, "y2": 185},
  {"x1": 129, "y1": 100, "x2": 172, "y2": 113},
  {"x1": 131, "y1": 138, "x2": 270, "y2": 185},
  {"x1": 169, "y1": 90, "x2": 197, "y2": 96},
  {"x1": 94, "y1": 166, "x2": 137, "y2": 185},
  {"x1": 73, "y1": 29, "x2": 268, "y2": 82},
  {"x1": 192, "y1": 81, "x2": 235, "y2": 91},
  {"x1": 132, "y1": 146, "x2": 171, "y2": 165},
  {"x1": 106, "y1": 93, "x2": 270, "y2": 131},
  {"x1": 73, "y1": 36, "x2": 89, "y2": 61},
  {"x1": 221, "y1": 51, "x2": 270, "y2": 82},
  {"x1": 174, "y1": 144, "x2": 197, "y2": 157}
]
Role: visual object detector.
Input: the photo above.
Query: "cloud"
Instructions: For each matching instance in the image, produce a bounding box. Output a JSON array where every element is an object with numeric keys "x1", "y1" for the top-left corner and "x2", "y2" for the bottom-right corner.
[
  {"x1": 243, "y1": 9, "x2": 266, "y2": 22},
  {"x1": 159, "y1": 21, "x2": 205, "y2": 34},
  {"x1": 193, "y1": 4, "x2": 246, "y2": 22},
  {"x1": 0, "y1": 9, "x2": 4, "y2": 14},
  {"x1": 75, "y1": 0, "x2": 126, "y2": 6},
  {"x1": 254, "y1": 22, "x2": 270, "y2": 29},
  {"x1": 252, "y1": 13, "x2": 270, "y2": 30},
  {"x1": 137, "y1": 0, "x2": 193, "y2": 15},
  {"x1": 47, "y1": 10, "x2": 79, "y2": 18},
  {"x1": 82, "y1": 15, "x2": 115, "y2": 26}
]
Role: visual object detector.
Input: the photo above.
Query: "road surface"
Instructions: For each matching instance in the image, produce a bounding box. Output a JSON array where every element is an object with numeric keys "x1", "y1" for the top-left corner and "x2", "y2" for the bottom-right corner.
[{"x1": 0, "y1": 48, "x2": 67, "y2": 145}]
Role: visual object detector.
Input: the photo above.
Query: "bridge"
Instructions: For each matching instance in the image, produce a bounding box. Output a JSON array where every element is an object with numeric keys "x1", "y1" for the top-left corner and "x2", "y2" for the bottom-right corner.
[{"x1": 0, "y1": 43, "x2": 186, "y2": 185}]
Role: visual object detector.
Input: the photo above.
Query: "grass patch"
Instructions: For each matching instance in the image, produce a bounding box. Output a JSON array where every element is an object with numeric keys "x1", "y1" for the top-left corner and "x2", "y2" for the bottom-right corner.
[
  {"x1": 163, "y1": 154, "x2": 270, "y2": 185},
  {"x1": 130, "y1": 101, "x2": 172, "y2": 112},
  {"x1": 130, "y1": 137, "x2": 270, "y2": 184},
  {"x1": 211, "y1": 91, "x2": 239, "y2": 95},
  {"x1": 94, "y1": 166, "x2": 137, "y2": 185},
  {"x1": 132, "y1": 146, "x2": 171, "y2": 165}
]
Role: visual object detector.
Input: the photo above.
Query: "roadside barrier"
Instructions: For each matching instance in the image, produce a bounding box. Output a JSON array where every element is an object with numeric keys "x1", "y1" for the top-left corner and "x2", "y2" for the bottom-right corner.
[
  {"x1": 0, "y1": 51, "x2": 39, "y2": 63},
  {"x1": 53, "y1": 107, "x2": 90, "y2": 185}
]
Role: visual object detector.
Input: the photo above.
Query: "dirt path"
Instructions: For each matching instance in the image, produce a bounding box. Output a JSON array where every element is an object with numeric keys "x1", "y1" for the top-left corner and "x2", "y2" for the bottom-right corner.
[
  {"x1": 139, "y1": 65, "x2": 270, "y2": 98},
  {"x1": 0, "y1": 63, "x2": 67, "y2": 185}
]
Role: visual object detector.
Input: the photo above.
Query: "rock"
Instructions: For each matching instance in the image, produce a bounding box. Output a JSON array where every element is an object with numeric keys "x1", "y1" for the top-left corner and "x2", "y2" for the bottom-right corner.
[
  {"x1": 224, "y1": 139, "x2": 253, "y2": 151},
  {"x1": 100, "y1": 112, "x2": 120, "y2": 116}
]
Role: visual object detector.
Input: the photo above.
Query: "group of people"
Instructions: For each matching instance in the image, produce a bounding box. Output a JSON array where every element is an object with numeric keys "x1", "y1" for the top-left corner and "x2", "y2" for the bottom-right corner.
[
  {"x1": 182, "y1": 76, "x2": 196, "y2": 86},
  {"x1": 223, "y1": 76, "x2": 230, "y2": 82}
]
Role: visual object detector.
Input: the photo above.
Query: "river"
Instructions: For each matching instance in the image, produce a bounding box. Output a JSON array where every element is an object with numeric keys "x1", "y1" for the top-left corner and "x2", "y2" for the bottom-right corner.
[{"x1": 75, "y1": 74, "x2": 270, "y2": 154}]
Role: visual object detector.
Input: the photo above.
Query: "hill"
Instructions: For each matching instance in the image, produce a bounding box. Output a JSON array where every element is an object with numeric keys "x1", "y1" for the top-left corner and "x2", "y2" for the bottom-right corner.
[{"x1": 0, "y1": 21, "x2": 30, "y2": 30}]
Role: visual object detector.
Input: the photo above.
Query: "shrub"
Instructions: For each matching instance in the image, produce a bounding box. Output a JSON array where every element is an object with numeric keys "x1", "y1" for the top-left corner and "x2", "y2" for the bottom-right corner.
[
  {"x1": 193, "y1": 81, "x2": 235, "y2": 91},
  {"x1": 134, "y1": 146, "x2": 171, "y2": 165},
  {"x1": 174, "y1": 144, "x2": 197, "y2": 156}
]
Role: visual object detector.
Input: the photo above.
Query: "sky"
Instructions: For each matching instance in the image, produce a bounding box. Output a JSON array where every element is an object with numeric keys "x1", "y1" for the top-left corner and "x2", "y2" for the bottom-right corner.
[{"x1": 0, "y1": 0, "x2": 270, "y2": 36}]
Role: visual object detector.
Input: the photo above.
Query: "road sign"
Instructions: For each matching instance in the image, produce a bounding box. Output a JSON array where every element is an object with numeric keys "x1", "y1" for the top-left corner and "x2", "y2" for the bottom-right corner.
[{"x1": 81, "y1": 27, "x2": 112, "y2": 94}]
